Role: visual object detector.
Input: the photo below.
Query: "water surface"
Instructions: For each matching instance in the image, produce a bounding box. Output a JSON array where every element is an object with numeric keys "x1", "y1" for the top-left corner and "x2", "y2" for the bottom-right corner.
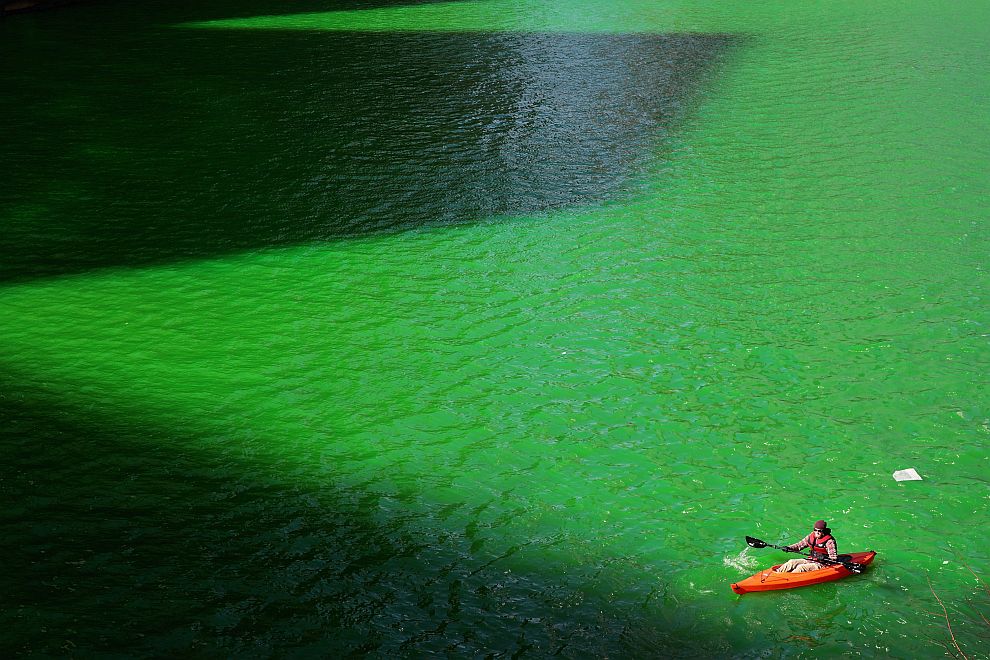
[{"x1": 2, "y1": 0, "x2": 988, "y2": 657}]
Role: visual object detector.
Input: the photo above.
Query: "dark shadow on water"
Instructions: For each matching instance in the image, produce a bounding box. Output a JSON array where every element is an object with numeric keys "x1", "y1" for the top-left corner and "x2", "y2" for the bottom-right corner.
[
  {"x1": 1, "y1": 6, "x2": 742, "y2": 284},
  {"x1": 3, "y1": 0, "x2": 468, "y2": 20},
  {"x1": 0, "y1": 367, "x2": 745, "y2": 656}
]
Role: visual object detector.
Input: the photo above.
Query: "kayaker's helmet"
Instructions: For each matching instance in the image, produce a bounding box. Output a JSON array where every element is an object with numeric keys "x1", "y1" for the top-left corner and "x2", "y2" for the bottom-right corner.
[{"x1": 814, "y1": 520, "x2": 827, "y2": 531}]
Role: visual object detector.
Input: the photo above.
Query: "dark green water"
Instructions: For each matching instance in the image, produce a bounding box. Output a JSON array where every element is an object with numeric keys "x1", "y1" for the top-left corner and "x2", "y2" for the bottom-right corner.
[{"x1": 2, "y1": 1, "x2": 988, "y2": 657}]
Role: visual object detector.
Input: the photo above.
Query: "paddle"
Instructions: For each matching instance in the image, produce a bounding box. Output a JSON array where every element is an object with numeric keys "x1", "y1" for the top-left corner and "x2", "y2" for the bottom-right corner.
[{"x1": 745, "y1": 536, "x2": 865, "y2": 574}]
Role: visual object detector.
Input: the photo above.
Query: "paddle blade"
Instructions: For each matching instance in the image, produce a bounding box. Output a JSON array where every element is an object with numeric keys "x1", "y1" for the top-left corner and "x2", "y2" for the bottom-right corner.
[{"x1": 746, "y1": 536, "x2": 768, "y2": 549}]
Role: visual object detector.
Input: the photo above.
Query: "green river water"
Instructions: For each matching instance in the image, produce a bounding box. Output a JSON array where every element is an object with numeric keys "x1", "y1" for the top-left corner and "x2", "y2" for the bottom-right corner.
[{"x1": 2, "y1": 0, "x2": 988, "y2": 656}]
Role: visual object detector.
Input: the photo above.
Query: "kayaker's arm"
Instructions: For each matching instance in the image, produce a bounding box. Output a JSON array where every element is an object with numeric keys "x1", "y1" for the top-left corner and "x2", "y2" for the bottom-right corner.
[
  {"x1": 785, "y1": 537, "x2": 810, "y2": 553},
  {"x1": 824, "y1": 538, "x2": 838, "y2": 560}
]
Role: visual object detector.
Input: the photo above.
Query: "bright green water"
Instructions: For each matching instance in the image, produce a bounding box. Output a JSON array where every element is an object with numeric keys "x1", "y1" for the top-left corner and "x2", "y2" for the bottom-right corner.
[{"x1": 2, "y1": 1, "x2": 988, "y2": 657}]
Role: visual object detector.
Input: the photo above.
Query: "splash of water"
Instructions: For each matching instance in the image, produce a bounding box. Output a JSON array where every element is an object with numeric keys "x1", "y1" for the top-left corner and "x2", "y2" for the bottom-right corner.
[{"x1": 723, "y1": 547, "x2": 759, "y2": 572}]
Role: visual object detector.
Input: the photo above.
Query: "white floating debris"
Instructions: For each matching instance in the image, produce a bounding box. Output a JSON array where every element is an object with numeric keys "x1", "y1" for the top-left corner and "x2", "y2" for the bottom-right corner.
[{"x1": 893, "y1": 468, "x2": 923, "y2": 482}]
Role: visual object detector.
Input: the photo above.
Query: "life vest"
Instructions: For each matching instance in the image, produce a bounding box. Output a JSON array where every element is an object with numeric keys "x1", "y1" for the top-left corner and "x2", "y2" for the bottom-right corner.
[{"x1": 805, "y1": 532, "x2": 835, "y2": 560}]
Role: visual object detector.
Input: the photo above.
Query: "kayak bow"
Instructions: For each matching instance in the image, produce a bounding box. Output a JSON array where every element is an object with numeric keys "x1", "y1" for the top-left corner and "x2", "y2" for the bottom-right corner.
[{"x1": 730, "y1": 551, "x2": 876, "y2": 594}]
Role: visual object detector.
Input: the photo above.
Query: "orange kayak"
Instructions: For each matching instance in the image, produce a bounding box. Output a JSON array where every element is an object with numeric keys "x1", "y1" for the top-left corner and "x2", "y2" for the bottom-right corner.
[{"x1": 731, "y1": 551, "x2": 876, "y2": 594}]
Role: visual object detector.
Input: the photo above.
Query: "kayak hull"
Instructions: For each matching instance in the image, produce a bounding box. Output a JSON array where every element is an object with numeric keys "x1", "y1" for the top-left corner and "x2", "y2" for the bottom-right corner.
[{"x1": 731, "y1": 551, "x2": 876, "y2": 594}]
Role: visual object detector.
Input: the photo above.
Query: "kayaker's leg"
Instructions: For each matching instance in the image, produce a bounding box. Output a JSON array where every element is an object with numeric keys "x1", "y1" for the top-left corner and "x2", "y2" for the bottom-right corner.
[
  {"x1": 775, "y1": 559, "x2": 822, "y2": 573},
  {"x1": 774, "y1": 559, "x2": 805, "y2": 572}
]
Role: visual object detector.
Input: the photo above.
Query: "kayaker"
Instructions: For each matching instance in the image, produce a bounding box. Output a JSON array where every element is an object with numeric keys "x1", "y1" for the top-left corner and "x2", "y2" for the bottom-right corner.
[{"x1": 774, "y1": 520, "x2": 837, "y2": 573}]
